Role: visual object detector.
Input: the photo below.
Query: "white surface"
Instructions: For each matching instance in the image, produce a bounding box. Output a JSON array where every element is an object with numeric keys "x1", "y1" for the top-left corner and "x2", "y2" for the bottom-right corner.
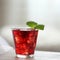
[
  {"x1": 0, "y1": 50, "x2": 60, "y2": 60},
  {"x1": 35, "y1": 51, "x2": 60, "y2": 60}
]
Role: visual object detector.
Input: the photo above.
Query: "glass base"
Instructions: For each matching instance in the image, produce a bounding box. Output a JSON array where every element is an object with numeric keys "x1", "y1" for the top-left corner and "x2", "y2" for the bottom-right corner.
[{"x1": 16, "y1": 54, "x2": 34, "y2": 58}]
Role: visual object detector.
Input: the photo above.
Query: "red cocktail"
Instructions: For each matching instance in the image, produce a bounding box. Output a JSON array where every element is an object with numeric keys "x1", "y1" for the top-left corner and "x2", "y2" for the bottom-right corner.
[{"x1": 12, "y1": 28, "x2": 38, "y2": 58}]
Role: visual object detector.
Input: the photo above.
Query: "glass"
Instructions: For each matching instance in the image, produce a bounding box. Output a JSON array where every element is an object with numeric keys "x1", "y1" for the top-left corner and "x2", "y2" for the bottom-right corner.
[{"x1": 12, "y1": 28, "x2": 38, "y2": 58}]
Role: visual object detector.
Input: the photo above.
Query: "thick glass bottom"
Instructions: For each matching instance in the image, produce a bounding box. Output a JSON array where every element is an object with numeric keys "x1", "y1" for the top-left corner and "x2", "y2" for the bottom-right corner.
[{"x1": 16, "y1": 54, "x2": 34, "y2": 58}]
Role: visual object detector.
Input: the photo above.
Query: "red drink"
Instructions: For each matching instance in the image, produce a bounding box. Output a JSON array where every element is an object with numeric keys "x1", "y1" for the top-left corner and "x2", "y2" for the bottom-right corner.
[{"x1": 12, "y1": 28, "x2": 38, "y2": 58}]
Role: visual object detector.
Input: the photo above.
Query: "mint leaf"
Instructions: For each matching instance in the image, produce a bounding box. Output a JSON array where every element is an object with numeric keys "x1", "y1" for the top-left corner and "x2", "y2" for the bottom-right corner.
[
  {"x1": 26, "y1": 21, "x2": 45, "y2": 30},
  {"x1": 35, "y1": 24, "x2": 44, "y2": 30},
  {"x1": 26, "y1": 21, "x2": 37, "y2": 28}
]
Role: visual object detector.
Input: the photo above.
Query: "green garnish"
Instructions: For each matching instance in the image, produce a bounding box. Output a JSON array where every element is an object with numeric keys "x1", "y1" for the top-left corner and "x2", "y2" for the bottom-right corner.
[
  {"x1": 26, "y1": 21, "x2": 44, "y2": 30},
  {"x1": 26, "y1": 21, "x2": 37, "y2": 28}
]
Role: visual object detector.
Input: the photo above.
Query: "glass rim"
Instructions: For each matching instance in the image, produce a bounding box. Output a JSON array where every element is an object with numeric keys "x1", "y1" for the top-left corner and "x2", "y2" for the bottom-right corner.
[{"x1": 11, "y1": 27, "x2": 38, "y2": 31}]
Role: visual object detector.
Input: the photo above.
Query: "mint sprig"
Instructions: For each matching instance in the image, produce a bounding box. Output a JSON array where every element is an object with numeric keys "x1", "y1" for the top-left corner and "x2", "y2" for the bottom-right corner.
[
  {"x1": 26, "y1": 21, "x2": 37, "y2": 28},
  {"x1": 26, "y1": 21, "x2": 44, "y2": 30},
  {"x1": 35, "y1": 24, "x2": 44, "y2": 30}
]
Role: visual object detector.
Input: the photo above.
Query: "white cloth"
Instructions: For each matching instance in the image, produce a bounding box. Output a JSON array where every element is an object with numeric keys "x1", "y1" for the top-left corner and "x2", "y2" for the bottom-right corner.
[{"x1": 0, "y1": 36, "x2": 13, "y2": 54}]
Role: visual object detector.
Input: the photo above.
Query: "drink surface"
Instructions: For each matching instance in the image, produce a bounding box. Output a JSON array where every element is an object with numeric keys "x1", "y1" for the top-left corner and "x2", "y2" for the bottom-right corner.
[{"x1": 12, "y1": 29, "x2": 38, "y2": 55}]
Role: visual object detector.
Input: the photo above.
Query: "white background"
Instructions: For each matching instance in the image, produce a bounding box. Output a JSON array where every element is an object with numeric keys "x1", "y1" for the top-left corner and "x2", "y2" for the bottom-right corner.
[
  {"x1": 0, "y1": 0, "x2": 60, "y2": 51},
  {"x1": 27, "y1": 0, "x2": 60, "y2": 29}
]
